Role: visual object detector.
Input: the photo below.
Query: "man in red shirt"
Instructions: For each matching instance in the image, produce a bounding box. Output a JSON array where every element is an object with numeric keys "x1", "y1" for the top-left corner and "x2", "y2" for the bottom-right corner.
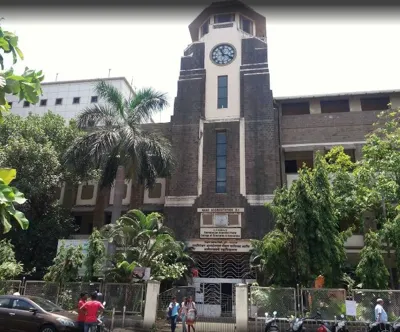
[
  {"x1": 77, "y1": 292, "x2": 88, "y2": 332},
  {"x1": 80, "y1": 292, "x2": 104, "y2": 332}
]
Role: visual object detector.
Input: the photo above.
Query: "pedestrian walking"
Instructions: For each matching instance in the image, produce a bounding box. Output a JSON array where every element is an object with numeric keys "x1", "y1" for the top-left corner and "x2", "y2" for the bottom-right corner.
[
  {"x1": 80, "y1": 292, "x2": 104, "y2": 332},
  {"x1": 168, "y1": 297, "x2": 180, "y2": 332},
  {"x1": 180, "y1": 297, "x2": 188, "y2": 332},
  {"x1": 375, "y1": 298, "x2": 388, "y2": 323},
  {"x1": 77, "y1": 292, "x2": 88, "y2": 332},
  {"x1": 186, "y1": 296, "x2": 197, "y2": 332}
]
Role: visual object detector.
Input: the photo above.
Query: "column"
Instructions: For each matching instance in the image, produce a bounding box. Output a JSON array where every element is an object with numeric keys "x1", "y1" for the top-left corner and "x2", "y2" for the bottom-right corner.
[
  {"x1": 143, "y1": 280, "x2": 161, "y2": 329},
  {"x1": 235, "y1": 284, "x2": 248, "y2": 332}
]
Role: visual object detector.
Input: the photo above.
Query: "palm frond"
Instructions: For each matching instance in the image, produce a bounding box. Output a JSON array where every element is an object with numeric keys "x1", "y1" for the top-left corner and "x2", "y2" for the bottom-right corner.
[
  {"x1": 76, "y1": 104, "x2": 121, "y2": 129},
  {"x1": 64, "y1": 129, "x2": 121, "y2": 168},
  {"x1": 127, "y1": 88, "x2": 169, "y2": 124},
  {"x1": 95, "y1": 81, "x2": 125, "y2": 117}
]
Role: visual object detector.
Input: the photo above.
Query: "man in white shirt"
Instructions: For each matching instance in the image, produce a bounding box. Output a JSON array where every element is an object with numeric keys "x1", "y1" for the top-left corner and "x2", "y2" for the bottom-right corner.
[{"x1": 375, "y1": 298, "x2": 388, "y2": 323}]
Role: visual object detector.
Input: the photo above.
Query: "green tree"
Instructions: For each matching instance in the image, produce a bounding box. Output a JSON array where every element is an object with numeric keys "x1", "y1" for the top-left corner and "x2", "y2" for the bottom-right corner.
[
  {"x1": 64, "y1": 82, "x2": 175, "y2": 238},
  {"x1": 0, "y1": 112, "x2": 84, "y2": 278},
  {"x1": 84, "y1": 228, "x2": 106, "y2": 281},
  {"x1": 0, "y1": 22, "x2": 44, "y2": 119},
  {"x1": 44, "y1": 243, "x2": 84, "y2": 284},
  {"x1": 355, "y1": 108, "x2": 400, "y2": 287},
  {"x1": 356, "y1": 231, "x2": 389, "y2": 289},
  {"x1": 0, "y1": 239, "x2": 23, "y2": 280},
  {"x1": 0, "y1": 168, "x2": 28, "y2": 234},
  {"x1": 102, "y1": 210, "x2": 192, "y2": 282},
  {"x1": 251, "y1": 153, "x2": 348, "y2": 287}
]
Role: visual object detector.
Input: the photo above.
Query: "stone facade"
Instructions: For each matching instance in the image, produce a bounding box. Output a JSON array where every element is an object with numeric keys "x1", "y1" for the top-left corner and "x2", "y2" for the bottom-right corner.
[{"x1": 55, "y1": 1, "x2": 400, "y2": 284}]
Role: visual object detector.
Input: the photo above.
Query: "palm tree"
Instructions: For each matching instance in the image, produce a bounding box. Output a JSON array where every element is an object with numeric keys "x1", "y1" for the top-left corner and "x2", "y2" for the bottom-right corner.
[
  {"x1": 64, "y1": 81, "x2": 175, "y2": 249},
  {"x1": 102, "y1": 210, "x2": 193, "y2": 282}
]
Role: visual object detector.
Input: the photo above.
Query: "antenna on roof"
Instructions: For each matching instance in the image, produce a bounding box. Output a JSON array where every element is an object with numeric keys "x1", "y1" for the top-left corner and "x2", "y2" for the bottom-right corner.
[
  {"x1": 55, "y1": 73, "x2": 59, "y2": 81},
  {"x1": 108, "y1": 69, "x2": 111, "y2": 78}
]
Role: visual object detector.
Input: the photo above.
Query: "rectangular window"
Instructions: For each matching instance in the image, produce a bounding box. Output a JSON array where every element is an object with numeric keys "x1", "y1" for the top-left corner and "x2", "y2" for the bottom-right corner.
[
  {"x1": 40, "y1": 99, "x2": 47, "y2": 106},
  {"x1": 73, "y1": 97, "x2": 80, "y2": 104},
  {"x1": 320, "y1": 99, "x2": 350, "y2": 113},
  {"x1": 360, "y1": 96, "x2": 390, "y2": 111},
  {"x1": 281, "y1": 102, "x2": 310, "y2": 116},
  {"x1": 217, "y1": 76, "x2": 228, "y2": 109},
  {"x1": 214, "y1": 13, "x2": 235, "y2": 23},
  {"x1": 91, "y1": 96, "x2": 98, "y2": 103},
  {"x1": 55, "y1": 98, "x2": 63, "y2": 105},
  {"x1": 23, "y1": 101, "x2": 30, "y2": 107},
  {"x1": 216, "y1": 131, "x2": 227, "y2": 193},
  {"x1": 8, "y1": 102, "x2": 12, "y2": 108},
  {"x1": 240, "y1": 15, "x2": 253, "y2": 34},
  {"x1": 200, "y1": 19, "x2": 210, "y2": 37}
]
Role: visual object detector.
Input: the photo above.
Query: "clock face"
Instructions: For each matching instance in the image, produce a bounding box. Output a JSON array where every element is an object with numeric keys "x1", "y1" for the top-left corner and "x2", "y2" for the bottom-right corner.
[{"x1": 210, "y1": 44, "x2": 236, "y2": 66}]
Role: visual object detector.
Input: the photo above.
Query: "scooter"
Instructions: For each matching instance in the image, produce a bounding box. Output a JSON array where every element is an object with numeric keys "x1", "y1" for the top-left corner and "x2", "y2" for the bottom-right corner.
[
  {"x1": 265, "y1": 311, "x2": 279, "y2": 332},
  {"x1": 392, "y1": 317, "x2": 400, "y2": 332},
  {"x1": 316, "y1": 314, "x2": 348, "y2": 332},
  {"x1": 369, "y1": 321, "x2": 393, "y2": 332},
  {"x1": 288, "y1": 311, "x2": 321, "y2": 332}
]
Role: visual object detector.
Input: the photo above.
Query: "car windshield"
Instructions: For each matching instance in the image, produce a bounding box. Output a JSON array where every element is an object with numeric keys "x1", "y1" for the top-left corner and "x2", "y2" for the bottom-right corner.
[{"x1": 28, "y1": 297, "x2": 64, "y2": 312}]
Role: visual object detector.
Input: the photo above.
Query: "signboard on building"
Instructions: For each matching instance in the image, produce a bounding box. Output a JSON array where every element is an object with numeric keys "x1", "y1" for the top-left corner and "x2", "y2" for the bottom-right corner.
[
  {"x1": 197, "y1": 208, "x2": 244, "y2": 213},
  {"x1": 187, "y1": 239, "x2": 252, "y2": 252},
  {"x1": 200, "y1": 228, "x2": 241, "y2": 239}
]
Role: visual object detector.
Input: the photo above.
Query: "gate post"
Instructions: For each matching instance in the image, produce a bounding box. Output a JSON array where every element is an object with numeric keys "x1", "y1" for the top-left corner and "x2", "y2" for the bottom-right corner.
[
  {"x1": 143, "y1": 280, "x2": 160, "y2": 330},
  {"x1": 235, "y1": 283, "x2": 248, "y2": 332}
]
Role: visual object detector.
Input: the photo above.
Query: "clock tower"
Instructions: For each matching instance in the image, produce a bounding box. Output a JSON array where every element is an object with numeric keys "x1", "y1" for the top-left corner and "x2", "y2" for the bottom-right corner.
[{"x1": 164, "y1": 0, "x2": 281, "y2": 309}]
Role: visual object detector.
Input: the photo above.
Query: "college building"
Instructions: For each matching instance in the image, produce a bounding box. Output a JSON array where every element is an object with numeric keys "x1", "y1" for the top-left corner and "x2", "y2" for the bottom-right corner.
[{"x1": 8, "y1": 0, "x2": 399, "y2": 314}]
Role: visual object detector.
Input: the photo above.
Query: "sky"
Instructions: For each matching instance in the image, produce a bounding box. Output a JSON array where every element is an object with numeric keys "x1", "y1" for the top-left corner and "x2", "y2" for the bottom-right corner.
[{"x1": 2, "y1": 6, "x2": 400, "y2": 123}]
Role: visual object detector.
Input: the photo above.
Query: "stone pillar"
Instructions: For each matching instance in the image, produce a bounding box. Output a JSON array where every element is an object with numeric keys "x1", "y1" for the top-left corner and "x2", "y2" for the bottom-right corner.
[
  {"x1": 235, "y1": 284, "x2": 248, "y2": 332},
  {"x1": 349, "y1": 97, "x2": 362, "y2": 112},
  {"x1": 143, "y1": 280, "x2": 161, "y2": 330},
  {"x1": 310, "y1": 99, "x2": 321, "y2": 114}
]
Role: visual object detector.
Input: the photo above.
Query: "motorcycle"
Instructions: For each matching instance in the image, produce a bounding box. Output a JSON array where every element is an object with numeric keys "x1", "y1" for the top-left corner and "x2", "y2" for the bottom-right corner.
[
  {"x1": 370, "y1": 321, "x2": 393, "y2": 332},
  {"x1": 265, "y1": 311, "x2": 279, "y2": 332},
  {"x1": 316, "y1": 314, "x2": 348, "y2": 332},
  {"x1": 288, "y1": 311, "x2": 322, "y2": 332},
  {"x1": 392, "y1": 317, "x2": 400, "y2": 332}
]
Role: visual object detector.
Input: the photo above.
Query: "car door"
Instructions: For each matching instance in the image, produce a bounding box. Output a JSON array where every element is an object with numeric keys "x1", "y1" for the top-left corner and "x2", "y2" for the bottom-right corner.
[
  {"x1": 0, "y1": 297, "x2": 12, "y2": 332},
  {"x1": 8, "y1": 299, "x2": 42, "y2": 332}
]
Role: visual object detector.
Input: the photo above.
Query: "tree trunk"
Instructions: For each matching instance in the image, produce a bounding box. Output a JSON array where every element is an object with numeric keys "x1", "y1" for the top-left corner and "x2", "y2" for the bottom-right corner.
[{"x1": 108, "y1": 165, "x2": 126, "y2": 259}]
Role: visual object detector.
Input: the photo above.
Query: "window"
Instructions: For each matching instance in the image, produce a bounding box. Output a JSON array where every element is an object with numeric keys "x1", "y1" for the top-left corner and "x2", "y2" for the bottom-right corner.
[
  {"x1": 0, "y1": 298, "x2": 10, "y2": 308},
  {"x1": 12, "y1": 299, "x2": 32, "y2": 311},
  {"x1": 73, "y1": 97, "x2": 80, "y2": 104},
  {"x1": 40, "y1": 99, "x2": 47, "y2": 106},
  {"x1": 281, "y1": 102, "x2": 310, "y2": 116},
  {"x1": 8, "y1": 102, "x2": 13, "y2": 109},
  {"x1": 217, "y1": 76, "x2": 228, "y2": 109},
  {"x1": 285, "y1": 160, "x2": 298, "y2": 173},
  {"x1": 360, "y1": 96, "x2": 390, "y2": 111},
  {"x1": 240, "y1": 15, "x2": 253, "y2": 34},
  {"x1": 200, "y1": 19, "x2": 210, "y2": 37},
  {"x1": 23, "y1": 101, "x2": 30, "y2": 107},
  {"x1": 55, "y1": 98, "x2": 63, "y2": 105},
  {"x1": 214, "y1": 13, "x2": 235, "y2": 23},
  {"x1": 88, "y1": 222, "x2": 93, "y2": 234},
  {"x1": 91, "y1": 96, "x2": 98, "y2": 103},
  {"x1": 216, "y1": 131, "x2": 227, "y2": 193},
  {"x1": 320, "y1": 99, "x2": 350, "y2": 113}
]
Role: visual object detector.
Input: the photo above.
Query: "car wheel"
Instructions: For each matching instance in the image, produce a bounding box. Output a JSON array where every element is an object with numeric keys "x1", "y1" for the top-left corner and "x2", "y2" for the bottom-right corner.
[{"x1": 40, "y1": 325, "x2": 57, "y2": 332}]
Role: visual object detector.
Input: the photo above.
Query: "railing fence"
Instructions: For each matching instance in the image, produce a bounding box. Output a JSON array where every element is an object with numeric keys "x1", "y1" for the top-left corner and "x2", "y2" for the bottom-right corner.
[{"x1": 0, "y1": 279, "x2": 146, "y2": 318}]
